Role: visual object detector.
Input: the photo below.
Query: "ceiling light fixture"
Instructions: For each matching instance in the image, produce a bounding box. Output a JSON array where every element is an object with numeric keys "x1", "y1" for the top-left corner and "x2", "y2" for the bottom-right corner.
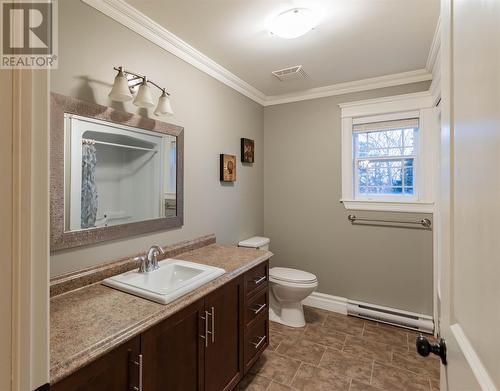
[
  {"x1": 108, "y1": 66, "x2": 174, "y2": 116},
  {"x1": 270, "y1": 8, "x2": 318, "y2": 39}
]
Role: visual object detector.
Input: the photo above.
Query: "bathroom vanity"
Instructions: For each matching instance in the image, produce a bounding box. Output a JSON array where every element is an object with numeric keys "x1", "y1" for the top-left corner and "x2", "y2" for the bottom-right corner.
[{"x1": 50, "y1": 239, "x2": 270, "y2": 391}]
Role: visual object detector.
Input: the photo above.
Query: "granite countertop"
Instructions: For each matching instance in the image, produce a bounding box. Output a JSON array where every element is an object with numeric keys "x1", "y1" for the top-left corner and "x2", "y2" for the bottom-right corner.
[{"x1": 50, "y1": 244, "x2": 272, "y2": 384}]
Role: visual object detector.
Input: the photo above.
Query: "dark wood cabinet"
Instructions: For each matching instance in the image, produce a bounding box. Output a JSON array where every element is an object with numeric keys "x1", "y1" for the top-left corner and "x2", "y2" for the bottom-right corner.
[
  {"x1": 52, "y1": 260, "x2": 268, "y2": 391},
  {"x1": 244, "y1": 317, "x2": 268, "y2": 372},
  {"x1": 140, "y1": 278, "x2": 244, "y2": 391},
  {"x1": 204, "y1": 278, "x2": 243, "y2": 391},
  {"x1": 141, "y1": 298, "x2": 205, "y2": 391},
  {"x1": 51, "y1": 335, "x2": 140, "y2": 391},
  {"x1": 245, "y1": 288, "x2": 268, "y2": 329},
  {"x1": 244, "y1": 261, "x2": 268, "y2": 298},
  {"x1": 243, "y1": 263, "x2": 269, "y2": 373}
]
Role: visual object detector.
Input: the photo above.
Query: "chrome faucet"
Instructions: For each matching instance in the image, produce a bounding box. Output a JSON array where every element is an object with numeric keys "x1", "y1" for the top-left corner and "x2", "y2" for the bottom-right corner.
[
  {"x1": 147, "y1": 245, "x2": 165, "y2": 271},
  {"x1": 134, "y1": 245, "x2": 165, "y2": 273}
]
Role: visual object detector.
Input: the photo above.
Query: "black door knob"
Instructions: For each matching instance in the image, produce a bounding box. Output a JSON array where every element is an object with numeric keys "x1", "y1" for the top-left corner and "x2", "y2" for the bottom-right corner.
[{"x1": 416, "y1": 335, "x2": 447, "y2": 365}]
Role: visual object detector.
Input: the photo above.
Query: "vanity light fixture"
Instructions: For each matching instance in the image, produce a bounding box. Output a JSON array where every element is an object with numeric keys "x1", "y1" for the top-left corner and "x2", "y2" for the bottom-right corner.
[
  {"x1": 109, "y1": 66, "x2": 174, "y2": 116},
  {"x1": 269, "y1": 8, "x2": 318, "y2": 39},
  {"x1": 154, "y1": 90, "x2": 174, "y2": 116},
  {"x1": 108, "y1": 67, "x2": 133, "y2": 102},
  {"x1": 133, "y1": 77, "x2": 155, "y2": 108}
]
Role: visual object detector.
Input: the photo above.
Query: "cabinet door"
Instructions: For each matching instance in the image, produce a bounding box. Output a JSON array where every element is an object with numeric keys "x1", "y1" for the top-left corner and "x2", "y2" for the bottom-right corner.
[
  {"x1": 141, "y1": 298, "x2": 205, "y2": 391},
  {"x1": 204, "y1": 277, "x2": 243, "y2": 391},
  {"x1": 52, "y1": 336, "x2": 140, "y2": 391}
]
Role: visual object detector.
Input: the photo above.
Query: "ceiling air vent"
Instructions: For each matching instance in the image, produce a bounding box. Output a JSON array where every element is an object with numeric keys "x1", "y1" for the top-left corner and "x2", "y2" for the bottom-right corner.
[{"x1": 272, "y1": 65, "x2": 308, "y2": 81}]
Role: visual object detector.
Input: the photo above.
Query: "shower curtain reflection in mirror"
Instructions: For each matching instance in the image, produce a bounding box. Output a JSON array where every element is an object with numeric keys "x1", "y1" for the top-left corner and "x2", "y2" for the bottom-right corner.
[{"x1": 81, "y1": 141, "x2": 98, "y2": 228}]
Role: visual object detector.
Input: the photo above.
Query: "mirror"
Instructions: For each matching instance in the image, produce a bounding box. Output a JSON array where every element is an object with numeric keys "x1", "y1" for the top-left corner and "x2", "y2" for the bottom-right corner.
[
  {"x1": 51, "y1": 93, "x2": 184, "y2": 251},
  {"x1": 65, "y1": 115, "x2": 177, "y2": 230}
]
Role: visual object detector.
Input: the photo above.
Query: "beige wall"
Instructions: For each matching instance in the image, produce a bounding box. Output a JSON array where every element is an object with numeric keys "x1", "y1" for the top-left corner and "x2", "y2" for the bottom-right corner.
[
  {"x1": 263, "y1": 82, "x2": 434, "y2": 315},
  {"x1": 50, "y1": 0, "x2": 264, "y2": 276}
]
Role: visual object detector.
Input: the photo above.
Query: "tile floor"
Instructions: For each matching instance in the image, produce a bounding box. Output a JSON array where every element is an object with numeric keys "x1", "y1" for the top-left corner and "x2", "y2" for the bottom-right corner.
[{"x1": 237, "y1": 306, "x2": 440, "y2": 391}]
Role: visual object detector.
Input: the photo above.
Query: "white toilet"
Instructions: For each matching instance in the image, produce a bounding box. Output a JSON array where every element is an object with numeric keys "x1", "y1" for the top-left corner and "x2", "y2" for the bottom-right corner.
[
  {"x1": 268, "y1": 267, "x2": 318, "y2": 327},
  {"x1": 238, "y1": 237, "x2": 318, "y2": 328}
]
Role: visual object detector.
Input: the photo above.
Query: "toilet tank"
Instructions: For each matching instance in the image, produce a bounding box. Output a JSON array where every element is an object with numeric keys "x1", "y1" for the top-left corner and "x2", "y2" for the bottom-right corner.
[{"x1": 238, "y1": 236, "x2": 270, "y2": 251}]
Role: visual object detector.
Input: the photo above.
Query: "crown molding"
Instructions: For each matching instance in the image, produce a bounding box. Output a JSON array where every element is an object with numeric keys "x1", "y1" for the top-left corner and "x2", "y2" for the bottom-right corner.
[
  {"x1": 426, "y1": 16, "x2": 441, "y2": 76},
  {"x1": 81, "y1": 0, "x2": 268, "y2": 105},
  {"x1": 82, "y1": 0, "x2": 435, "y2": 107},
  {"x1": 426, "y1": 16, "x2": 441, "y2": 106},
  {"x1": 263, "y1": 69, "x2": 432, "y2": 106}
]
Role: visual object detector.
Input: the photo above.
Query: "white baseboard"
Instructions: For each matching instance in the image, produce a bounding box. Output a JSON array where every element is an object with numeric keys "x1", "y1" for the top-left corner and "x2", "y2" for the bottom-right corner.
[
  {"x1": 302, "y1": 292, "x2": 348, "y2": 315},
  {"x1": 451, "y1": 324, "x2": 498, "y2": 391}
]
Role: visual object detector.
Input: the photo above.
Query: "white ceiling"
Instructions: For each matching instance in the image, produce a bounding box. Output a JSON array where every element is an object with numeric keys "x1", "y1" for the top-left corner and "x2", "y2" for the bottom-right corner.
[{"x1": 126, "y1": 0, "x2": 440, "y2": 97}]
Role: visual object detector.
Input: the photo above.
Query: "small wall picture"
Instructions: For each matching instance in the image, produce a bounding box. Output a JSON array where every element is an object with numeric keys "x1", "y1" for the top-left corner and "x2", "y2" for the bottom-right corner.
[
  {"x1": 220, "y1": 154, "x2": 236, "y2": 182},
  {"x1": 241, "y1": 138, "x2": 254, "y2": 163}
]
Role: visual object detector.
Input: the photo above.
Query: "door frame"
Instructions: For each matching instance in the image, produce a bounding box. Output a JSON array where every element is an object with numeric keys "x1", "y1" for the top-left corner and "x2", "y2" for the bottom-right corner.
[{"x1": 0, "y1": 69, "x2": 50, "y2": 390}]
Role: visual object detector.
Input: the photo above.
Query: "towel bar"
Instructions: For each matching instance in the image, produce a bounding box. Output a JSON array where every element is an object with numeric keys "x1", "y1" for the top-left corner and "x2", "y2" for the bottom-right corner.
[{"x1": 347, "y1": 214, "x2": 432, "y2": 228}]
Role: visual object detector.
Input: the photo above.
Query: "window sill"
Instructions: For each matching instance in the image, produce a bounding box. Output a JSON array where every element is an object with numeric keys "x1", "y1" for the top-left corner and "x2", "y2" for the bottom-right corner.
[{"x1": 341, "y1": 199, "x2": 434, "y2": 213}]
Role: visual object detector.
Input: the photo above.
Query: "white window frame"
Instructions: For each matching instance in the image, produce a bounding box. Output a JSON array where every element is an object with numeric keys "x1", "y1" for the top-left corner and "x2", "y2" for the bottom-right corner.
[{"x1": 340, "y1": 92, "x2": 439, "y2": 213}]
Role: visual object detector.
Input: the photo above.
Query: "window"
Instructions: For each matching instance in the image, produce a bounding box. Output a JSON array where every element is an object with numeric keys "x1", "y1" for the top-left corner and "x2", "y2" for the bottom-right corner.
[
  {"x1": 339, "y1": 92, "x2": 439, "y2": 212},
  {"x1": 353, "y1": 118, "x2": 418, "y2": 198}
]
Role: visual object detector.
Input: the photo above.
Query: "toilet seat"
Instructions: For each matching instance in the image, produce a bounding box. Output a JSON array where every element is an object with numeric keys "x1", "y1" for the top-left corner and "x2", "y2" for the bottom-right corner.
[{"x1": 269, "y1": 267, "x2": 317, "y2": 285}]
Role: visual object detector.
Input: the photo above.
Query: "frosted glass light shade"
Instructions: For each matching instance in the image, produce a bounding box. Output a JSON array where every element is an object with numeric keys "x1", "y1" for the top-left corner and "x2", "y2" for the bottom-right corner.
[
  {"x1": 133, "y1": 81, "x2": 155, "y2": 108},
  {"x1": 154, "y1": 93, "x2": 174, "y2": 116},
  {"x1": 270, "y1": 8, "x2": 317, "y2": 39},
  {"x1": 108, "y1": 72, "x2": 133, "y2": 102}
]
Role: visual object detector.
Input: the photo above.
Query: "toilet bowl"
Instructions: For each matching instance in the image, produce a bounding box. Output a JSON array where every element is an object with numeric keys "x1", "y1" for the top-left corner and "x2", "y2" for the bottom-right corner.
[
  {"x1": 237, "y1": 237, "x2": 317, "y2": 328},
  {"x1": 269, "y1": 267, "x2": 318, "y2": 328}
]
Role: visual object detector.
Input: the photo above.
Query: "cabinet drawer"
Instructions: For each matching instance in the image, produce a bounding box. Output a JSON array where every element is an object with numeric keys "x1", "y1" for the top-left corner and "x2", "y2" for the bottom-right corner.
[
  {"x1": 244, "y1": 318, "x2": 268, "y2": 371},
  {"x1": 244, "y1": 261, "x2": 268, "y2": 297},
  {"x1": 245, "y1": 288, "x2": 268, "y2": 329}
]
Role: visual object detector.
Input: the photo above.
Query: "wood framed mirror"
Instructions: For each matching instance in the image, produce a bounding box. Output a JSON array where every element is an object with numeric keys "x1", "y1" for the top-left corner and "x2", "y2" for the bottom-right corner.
[{"x1": 50, "y1": 93, "x2": 184, "y2": 251}]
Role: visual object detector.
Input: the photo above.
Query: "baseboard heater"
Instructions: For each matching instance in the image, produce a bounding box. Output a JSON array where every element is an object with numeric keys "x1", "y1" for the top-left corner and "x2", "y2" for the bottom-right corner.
[{"x1": 347, "y1": 300, "x2": 434, "y2": 334}]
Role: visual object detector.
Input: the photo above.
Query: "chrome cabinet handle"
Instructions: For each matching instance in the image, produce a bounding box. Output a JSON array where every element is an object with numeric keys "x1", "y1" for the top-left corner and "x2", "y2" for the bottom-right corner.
[
  {"x1": 201, "y1": 307, "x2": 215, "y2": 346},
  {"x1": 131, "y1": 354, "x2": 143, "y2": 391},
  {"x1": 200, "y1": 311, "x2": 209, "y2": 347},
  {"x1": 252, "y1": 303, "x2": 267, "y2": 315},
  {"x1": 210, "y1": 306, "x2": 215, "y2": 343},
  {"x1": 253, "y1": 276, "x2": 266, "y2": 285},
  {"x1": 251, "y1": 335, "x2": 266, "y2": 350}
]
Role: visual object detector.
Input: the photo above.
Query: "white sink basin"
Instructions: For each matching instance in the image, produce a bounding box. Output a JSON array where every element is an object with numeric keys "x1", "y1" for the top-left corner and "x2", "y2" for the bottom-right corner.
[{"x1": 103, "y1": 259, "x2": 225, "y2": 304}]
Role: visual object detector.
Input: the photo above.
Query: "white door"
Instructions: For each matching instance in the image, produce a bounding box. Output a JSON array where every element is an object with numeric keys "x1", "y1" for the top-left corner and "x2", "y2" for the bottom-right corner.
[{"x1": 435, "y1": 0, "x2": 499, "y2": 390}]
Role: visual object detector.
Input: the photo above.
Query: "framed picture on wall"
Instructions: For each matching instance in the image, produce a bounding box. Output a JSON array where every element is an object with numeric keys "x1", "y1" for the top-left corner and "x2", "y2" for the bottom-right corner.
[
  {"x1": 220, "y1": 154, "x2": 236, "y2": 182},
  {"x1": 241, "y1": 138, "x2": 254, "y2": 163}
]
